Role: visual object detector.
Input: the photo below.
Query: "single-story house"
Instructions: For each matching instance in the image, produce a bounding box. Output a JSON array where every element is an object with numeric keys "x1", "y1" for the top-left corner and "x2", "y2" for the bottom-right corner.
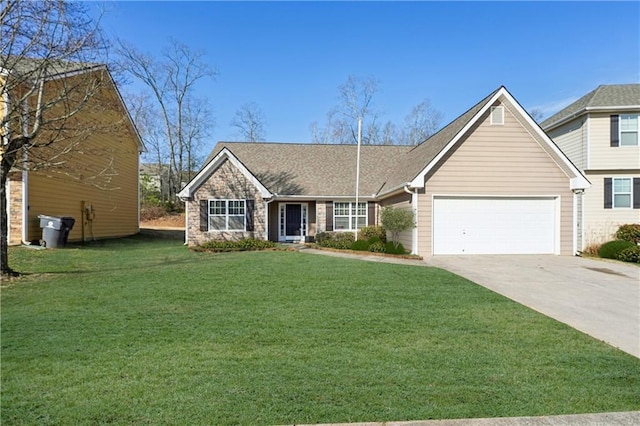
[{"x1": 178, "y1": 86, "x2": 590, "y2": 256}]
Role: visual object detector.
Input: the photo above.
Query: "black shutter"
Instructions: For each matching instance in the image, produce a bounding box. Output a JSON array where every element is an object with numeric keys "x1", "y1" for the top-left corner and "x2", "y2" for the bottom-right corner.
[
  {"x1": 245, "y1": 199, "x2": 255, "y2": 231},
  {"x1": 368, "y1": 201, "x2": 375, "y2": 226},
  {"x1": 604, "y1": 178, "x2": 612, "y2": 209},
  {"x1": 633, "y1": 178, "x2": 640, "y2": 209},
  {"x1": 610, "y1": 115, "x2": 619, "y2": 147},
  {"x1": 325, "y1": 201, "x2": 333, "y2": 231},
  {"x1": 200, "y1": 200, "x2": 209, "y2": 231}
]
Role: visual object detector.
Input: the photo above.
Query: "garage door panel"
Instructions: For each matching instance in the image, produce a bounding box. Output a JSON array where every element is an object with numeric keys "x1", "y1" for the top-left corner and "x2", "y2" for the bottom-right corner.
[{"x1": 433, "y1": 197, "x2": 557, "y2": 255}]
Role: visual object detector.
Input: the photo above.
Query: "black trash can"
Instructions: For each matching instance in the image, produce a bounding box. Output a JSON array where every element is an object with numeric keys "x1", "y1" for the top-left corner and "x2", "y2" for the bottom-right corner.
[{"x1": 38, "y1": 215, "x2": 76, "y2": 248}]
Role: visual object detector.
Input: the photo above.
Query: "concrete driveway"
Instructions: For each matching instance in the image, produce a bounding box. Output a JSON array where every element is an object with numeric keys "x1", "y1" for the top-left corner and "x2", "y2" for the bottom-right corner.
[{"x1": 427, "y1": 255, "x2": 640, "y2": 358}]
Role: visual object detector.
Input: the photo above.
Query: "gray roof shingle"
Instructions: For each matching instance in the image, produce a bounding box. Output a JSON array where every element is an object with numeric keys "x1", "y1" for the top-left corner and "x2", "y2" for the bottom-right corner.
[{"x1": 541, "y1": 84, "x2": 640, "y2": 130}]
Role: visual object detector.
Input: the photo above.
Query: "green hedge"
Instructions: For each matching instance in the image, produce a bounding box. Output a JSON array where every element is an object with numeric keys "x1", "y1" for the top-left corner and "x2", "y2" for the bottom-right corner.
[
  {"x1": 615, "y1": 224, "x2": 640, "y2": 244},
  {"x1": 198, "y1": 238, "x2": 276, "y2": 252},
  {"x1": 617, "y1": 246, "x2": 640, "y2": 263},
  {"x1": 315, "y1": 231, "x2": 355, "y2": 249},
  {"x1": 598, "y1": 240, "x2": 635, "y2": 259},
  {"x1": 358, "y1": 226, "x2": 387, "y2": 243}
]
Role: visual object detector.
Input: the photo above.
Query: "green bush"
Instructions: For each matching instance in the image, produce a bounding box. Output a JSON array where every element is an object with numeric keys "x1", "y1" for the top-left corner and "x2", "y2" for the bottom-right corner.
[
  {"x1": 199, "y1": 238, "x2": 276, "y2": 252},
  {"x1": 617, "y1": 246, "x2": 640, "y2": 263},
  {"x1": 598, "y1": 240, "x2": 636, "y2": 259},
  {"x1": 351, "y1": 240, "x2": 370, "y2": 251},
  {"x1": 358, "y1": 226, "x2": 387, "y2": 243},
  {"x1": 385, "y1": 241, "x2": 406, "y2": 255},
  {"x1": 315, "y1": 231, "x2": 355, "y2": 249},
  {"x1": 615, "y1": 224, "x2": 640, "y2": 244},
  {"x1": 369, "y1": 241, "x2": 386, "y2": 253}
]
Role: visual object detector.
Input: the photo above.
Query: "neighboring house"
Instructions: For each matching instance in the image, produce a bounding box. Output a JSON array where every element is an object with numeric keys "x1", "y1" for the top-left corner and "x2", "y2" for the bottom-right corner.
[
  {"x1": 541, "y1": 84, "x2": 640, "y2": 250},
  {"x1": 179, "y1": 86, "x2": 589, "y2": 256},
  {"x1": 3, "y1": 59, "x2": 144, "y2": 245}
]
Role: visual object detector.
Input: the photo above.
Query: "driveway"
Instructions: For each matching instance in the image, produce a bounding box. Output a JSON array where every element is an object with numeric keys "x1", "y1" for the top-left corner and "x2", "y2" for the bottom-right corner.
[{"x1": 427, "y1": 255, "x2": 640, "y2": 358}]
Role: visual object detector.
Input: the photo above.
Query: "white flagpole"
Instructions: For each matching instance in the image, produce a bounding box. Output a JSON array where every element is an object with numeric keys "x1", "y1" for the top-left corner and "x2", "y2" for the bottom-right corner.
[{"x1": 355, "y1": 117, "x2": 362, "y2": 241}]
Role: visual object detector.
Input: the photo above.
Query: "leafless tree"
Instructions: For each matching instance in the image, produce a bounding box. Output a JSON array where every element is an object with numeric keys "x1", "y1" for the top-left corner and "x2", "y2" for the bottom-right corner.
[
  {"x1": 398, "y1": 98, "x2": 443, "y2": 145},
  {"x1": 529, "y1": 108, "x2": 545, "y2": 123},
  {"x1": 117, "y1": 38, "x2": 215, "y2": 203},
  {"x1": 1, "y1": 0, "x2": 110, "y2": 277},
  {"x1": 231, "y1": 101, "x2": 266, "y2": 142},
  {"x1": 311, "y1": 76, "x2": 443, "y2": 145}
]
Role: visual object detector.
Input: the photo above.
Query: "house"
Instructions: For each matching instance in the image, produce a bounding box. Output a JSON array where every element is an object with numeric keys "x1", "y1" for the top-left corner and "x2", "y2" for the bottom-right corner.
[
  {"x1": 179, "y1": 86, "x2": 590, "y2": 256},
  {"x1": 541, "y1": 84, "x2": 640, "y2": 250},
  {"x1": 3, "y1": 58, "x2": 144, "y2": 245}
]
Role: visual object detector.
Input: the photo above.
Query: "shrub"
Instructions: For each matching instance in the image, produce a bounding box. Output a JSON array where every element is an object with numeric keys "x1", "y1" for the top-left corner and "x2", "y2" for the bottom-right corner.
[
  {"x1": 368, "y1": 241, "x2": 386, "y2": 253},
  {"x1": 199, "y1": 238, "x2": 276, "y2": 252},
  {"x1": 598, "y1": 240, "x2": 636, "y2": 259},
  {"x1": 380, "y1": 206, "x2": 415, "y2": 249},
  {"x1": 358, "y1": 226, "x2": 387, "y2": 243},
  {"x1": 315, "y1": 231, "x2": 355, "y2": 249},
  {"x1": 351, "y1": 240, "x2": 370, "y2": 251},
  {"x1": 617, "y1": 246, "x2": 640, "y2": 263},
  {"x1": 385, "y1": 241, "x2": 406, "y2": 255},
  {"x1": 615, "y1": 224, "x2": 640, "y2": 244}
]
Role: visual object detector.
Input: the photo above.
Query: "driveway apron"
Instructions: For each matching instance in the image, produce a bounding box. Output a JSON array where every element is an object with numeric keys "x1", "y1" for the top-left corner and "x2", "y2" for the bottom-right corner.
[{"x1": 426, "y1": 255, "x2": 640, "y2": 358}]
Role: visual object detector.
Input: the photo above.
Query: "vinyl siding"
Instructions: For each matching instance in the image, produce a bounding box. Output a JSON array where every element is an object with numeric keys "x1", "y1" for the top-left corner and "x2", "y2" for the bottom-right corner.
[
  {"x1": 417, "y1": 103, "x2": 574, "y2": 256},
  {"x1": 546, "y1": 117, "x2": 587, "y2": 170},
  {"x1": 18, "y1": 70, "x2": 141, "y2": 243},
  {"x1": 379, "y1": 192, "x2": 413, "y2": 250},
  {"x1": 582, "y1": 171, "x2": 640, "y2": 247},
  {"x1": 588, "y1": 112, "x2": 640, "y2": 170}
]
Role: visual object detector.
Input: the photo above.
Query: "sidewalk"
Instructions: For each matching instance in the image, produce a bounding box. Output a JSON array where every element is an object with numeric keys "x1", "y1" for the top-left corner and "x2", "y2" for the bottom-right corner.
[{"x1": 292, "y1": 411, "x2": 640, "y2": 425}]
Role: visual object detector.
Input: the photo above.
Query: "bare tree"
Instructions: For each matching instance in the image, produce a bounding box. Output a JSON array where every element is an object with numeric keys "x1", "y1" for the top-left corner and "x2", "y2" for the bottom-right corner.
[
  {"x1": 1, "y1": 0, "x2": 109, "y2": 277},
  {"x1": 311, "y1": 76, "x2": 443, "y2": 145},
  {"x1": 529, "y1": 108, "x2": 545, "y2": 123},
  {"x1": 313, "y1": 75, "x2": 381, "y2": 144},
  {"x1": 398, "y1": 98, "x2": 443, "y2": 145},
  {"x1": 231, "y1": 101, "x2": 266, "y2": 142},
  {"x1": 117, "y1": 38, "x2": 215, "y2": 203}
]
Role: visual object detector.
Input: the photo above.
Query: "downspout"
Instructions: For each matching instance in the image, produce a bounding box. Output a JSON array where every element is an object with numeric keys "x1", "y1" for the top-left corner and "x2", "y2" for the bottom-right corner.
[
  {"x1": 183, "y1": 201, "x2": 189, "y2": 245},
  {"x1": 572, "y1": 189, "x2": 584, "y2": 256},
  {"x1": 403, "y1": 185, "x2": 418, "y2": 256}
]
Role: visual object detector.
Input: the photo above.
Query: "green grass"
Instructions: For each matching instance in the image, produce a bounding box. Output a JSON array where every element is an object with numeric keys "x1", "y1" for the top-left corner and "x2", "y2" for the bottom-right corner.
[{"x1": 2, "y1": 235, "x2": 639, "y2": 425}]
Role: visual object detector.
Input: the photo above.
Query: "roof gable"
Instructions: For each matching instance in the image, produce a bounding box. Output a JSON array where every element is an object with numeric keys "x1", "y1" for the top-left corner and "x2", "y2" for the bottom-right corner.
[
  {"x1": 541, "y1": 84, "x2": 640, "y2": 130},
  {"x1": 401, "y1": 87, "x2": 589, "y2": 191}
]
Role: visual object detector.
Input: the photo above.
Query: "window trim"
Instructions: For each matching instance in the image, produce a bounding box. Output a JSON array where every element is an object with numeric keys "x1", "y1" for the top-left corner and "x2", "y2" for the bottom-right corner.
[
  {"x1": 619, "y1": 114, "x2": 639, "y2": 147},
  {"x1": 208, "y1": 199, "x2": 246, "y2": 231},
  {"x1": 612, "y1": 177, "x2": 633, "y2": 209},
  {"x1": 333, "y1": 201, "x2": 368, "y2": 231},
  {"x1": 490, "y1": 106, "x2": 504, "y2": 125}
]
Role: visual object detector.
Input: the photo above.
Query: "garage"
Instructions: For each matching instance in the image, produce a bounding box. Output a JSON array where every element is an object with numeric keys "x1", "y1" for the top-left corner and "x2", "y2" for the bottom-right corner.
[{"x1": 433, "y1": 196, "x2": 558, "y2": 255}]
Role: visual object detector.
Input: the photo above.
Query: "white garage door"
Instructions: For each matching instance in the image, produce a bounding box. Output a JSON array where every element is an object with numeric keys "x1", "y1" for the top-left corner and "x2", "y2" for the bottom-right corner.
[{"x1": 433, "y1": 196, "x2": 557, "y2": 255}]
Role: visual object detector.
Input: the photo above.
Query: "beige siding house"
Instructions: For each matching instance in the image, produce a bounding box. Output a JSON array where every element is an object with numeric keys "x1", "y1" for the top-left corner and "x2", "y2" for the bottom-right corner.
[
  {"x1": 180, "y1": 87, "x2": 589, "y2": 256},
  {"x1": 541, "y1": 84, "x2": 640, "y2": 250},
  {"x1": 3, "y1": 60, "x2": 144, "y2": 245}
]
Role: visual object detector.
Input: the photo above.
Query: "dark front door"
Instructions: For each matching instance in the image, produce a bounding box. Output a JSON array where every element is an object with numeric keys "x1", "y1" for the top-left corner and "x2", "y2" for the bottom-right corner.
[{"x1": 286, "y1": 204, "x2": 302, "y2": 236}]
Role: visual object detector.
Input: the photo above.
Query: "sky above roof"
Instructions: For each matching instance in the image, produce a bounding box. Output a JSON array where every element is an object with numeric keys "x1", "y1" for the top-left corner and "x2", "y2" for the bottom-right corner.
[{"x1": 96, "y1": 1, "x2": 640, "y2": 155}]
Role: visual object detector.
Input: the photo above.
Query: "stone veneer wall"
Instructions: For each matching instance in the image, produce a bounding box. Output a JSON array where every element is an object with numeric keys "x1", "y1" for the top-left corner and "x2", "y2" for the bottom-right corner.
[
  {"x1": 186, "y1": 159, "x2": 266, "y2": 246},
  {"x1": 315, "y1": 202, "x2": 326, "y2": 233},
  {"x1": 8, "y1": 177, "x2": 23, "y2": 245}
]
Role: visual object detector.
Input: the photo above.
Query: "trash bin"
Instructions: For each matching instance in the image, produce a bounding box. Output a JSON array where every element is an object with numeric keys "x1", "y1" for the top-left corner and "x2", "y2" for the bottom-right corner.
[{"x1": 38, "y1": 215, "x2": 75, "y2": 248}]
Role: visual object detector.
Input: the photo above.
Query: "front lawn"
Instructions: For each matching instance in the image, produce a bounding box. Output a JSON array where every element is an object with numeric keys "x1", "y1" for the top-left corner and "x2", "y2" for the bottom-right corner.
[{"x1": 2, "y1": 235, "x2": 639, "y2": 424}]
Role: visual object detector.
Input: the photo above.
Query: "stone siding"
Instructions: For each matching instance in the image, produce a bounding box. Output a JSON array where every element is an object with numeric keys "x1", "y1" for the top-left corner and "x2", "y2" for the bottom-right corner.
[
  {"x1": 186, "y1": 159, "x2": 266, "y2": 246},
  {"x1": 8, "y1": 177, "x2": 23, "y2": 245}
]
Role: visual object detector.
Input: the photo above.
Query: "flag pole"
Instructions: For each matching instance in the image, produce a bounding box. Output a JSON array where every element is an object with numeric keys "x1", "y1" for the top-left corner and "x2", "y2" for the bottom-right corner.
[{"x1": 355, "y1": 117, "x2": 362, "y2": 241}]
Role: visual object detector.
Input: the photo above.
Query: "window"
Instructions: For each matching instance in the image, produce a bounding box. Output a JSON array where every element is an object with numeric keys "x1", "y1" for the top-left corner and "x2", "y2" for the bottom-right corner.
[
  {"x1": 613, "y1": 178, "x2": 632, "y2": 208},
  {"x1": 620, "y1": 114, "x2": 638, "y2": 146},
  {"x1": 334, "y1": 202, "x2": 367, "y2": 230},
  {"x1": 209, "y1": 199, "x2": 245, "y2": 230},
  {"x1": 490, "y1": 106, "x2": 504, "y2": 125}
]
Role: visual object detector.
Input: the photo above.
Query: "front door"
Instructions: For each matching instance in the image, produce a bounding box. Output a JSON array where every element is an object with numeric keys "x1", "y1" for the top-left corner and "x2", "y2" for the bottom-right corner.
[{"x1": 279, "y1": 203, "x2": 308, "y2": 242}]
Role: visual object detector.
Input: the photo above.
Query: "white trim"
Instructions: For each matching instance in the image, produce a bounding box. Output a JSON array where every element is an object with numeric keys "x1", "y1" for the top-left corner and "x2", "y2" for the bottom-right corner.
[
  {"x1": 184, "y1": 202, "x2": 189, "y2": 245},
  {"x1": 586, "y1": 113, "x2": 591, "y2": 170},
  {"x1": 21, "y1": 158, "x2": 28, "y2": 244},
  {"x1": 619, "y1": 113, "x2": 639, "y2": 147},
  {"x1": 611, "y1": 177, "x2": 634, "y2": 209},
  {"x1": 409, "y1": 87, "x2": 590, "y2": 191},
  {"x1": 208, "y1": 199, "x2": 247, "y2": 231},
  {"x1": 278, "y1": 202, "x2": 308, "y2": 242},
  {"x1": 543, "y1": 106, "x2": 640, "y2": 132},
  {"x1": 333, "y1": 201, "x2": 367, "y2": 232},
  {"x1": 178, "y1": 147, "x2": 271, "y2": 200},
  {"x1": 573, "y1": 191, "x2": 578, "y2": 255}
]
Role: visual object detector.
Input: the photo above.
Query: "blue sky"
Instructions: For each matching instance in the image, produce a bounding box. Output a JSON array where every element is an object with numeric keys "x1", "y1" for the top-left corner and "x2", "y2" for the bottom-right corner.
[{"x1": 96, "y1": 1, "x2": 640, "y2": 154}]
